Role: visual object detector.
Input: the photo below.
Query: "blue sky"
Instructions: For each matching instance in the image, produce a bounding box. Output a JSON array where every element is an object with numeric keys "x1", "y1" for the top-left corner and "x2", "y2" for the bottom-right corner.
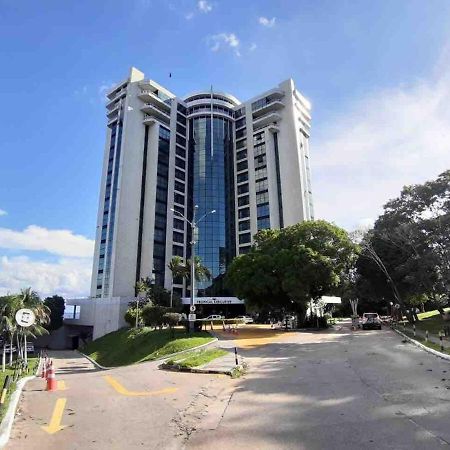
[{"x1": 1, "y1": 0, "x2": 450, "y2": 297}]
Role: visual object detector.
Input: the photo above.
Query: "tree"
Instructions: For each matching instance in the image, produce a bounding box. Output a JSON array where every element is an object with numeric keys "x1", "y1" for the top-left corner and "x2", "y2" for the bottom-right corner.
[
  {"x1": 44, "y1": 295, "x2": 65, "y2": 331},
  {"x1": 226, "y1": 221, "x2": 359, "y2": 322},
  {"x1": 163, "y1": 312, "x2": 181, "y2": 337},
  {"x1": 355, "y1": 170, "x2": 450, "y2": 319},
  {"x1": 168, "y1": 256, "x2": 185, "y2": 307},
  {"x1": 141, "y1": 305, "x2": 168, "y2": 328}
]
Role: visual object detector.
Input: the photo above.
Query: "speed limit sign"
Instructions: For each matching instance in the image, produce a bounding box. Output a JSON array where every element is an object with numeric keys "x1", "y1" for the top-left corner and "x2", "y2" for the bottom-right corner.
[{"x1": 190, "y1": 305, "x2": 196, "y2": 312}]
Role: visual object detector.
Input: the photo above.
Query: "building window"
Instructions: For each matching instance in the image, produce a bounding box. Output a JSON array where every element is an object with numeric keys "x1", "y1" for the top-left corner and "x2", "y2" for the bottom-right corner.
[
  {"x1": 236, "y1": 149, "x2": 247, "y2": 161},
  {"x1": 154, "y1": 228, "x2": 166, "y2": 243},
  {"x1": 175, "y1": 157, "x2": 186, "y2": 169},
  {"x1": 176, "y1": 123, "x2": 186, "y2": 135},
  {"x1": 237, "y1": 172, "x2": 248, "y2": 183},
  {"x1": 159, "y1": 126, "x2": 170, "y2": 141},
  {"x1": 237, "y1": 160, "x2": 248, "y2": 172},
  {"x1": 236, "y1": 139, "x2": 246, "y2": 149},
  {"x1": 175, "y1": 169, "x2": 185, "y2": 181},
  {"x1": 257, "y1": 217, "x2": 270, "y2": 230},
  {"x1": 173, "y1": 218, "x2": 184, "y2": 230},
  {"x1": 235, "y1": 117, "x2": 246, "y2": 129},
  {"x1": 257, "y1": 203, "x2": 270, "y2": 217},
  {"x1": 238, "y1": 208, "x2": 250, "y2": 219},
  {"x1": 172, "y1": 245, "x2": 184, "y2": 256},
  {"x1": 177, "y1": 103, "x2": 187, "y2": 115},
  {"x1": 173, "y1": 231, "x2": 184, "y2": 243},
  {"x1": 176, "y1": 135, "x2": 186, "y2": 146},
  {"x1": 256, "y1": 190, "x2": 269, "y2": 204},
  {"x1": 239, "y1": 233, "x2": 251, "y2": 244},
  {"x1": 253, "y1": 132, "x2": 265, "y2": 145},
  {"x1": 239, "y1": 246, "x2": 251, "y2": 254},
  {"x1": 254, "y1": 154, "x2": 266, "y2": 169},
  {"x1": 173, "y1": 205, "x2": 184, "y2": 216},
  {"x1": 235, "y1": 107, "x2": 245, "y2": 118},
  {"x1": 254, "y1": 143, "x2": 266, "y2": 157},
  {"x1": 236, "y1": 128, "x2": 246, "y2": 139},
  {"x1": 174, "y1": 193, "x2": 185, "y2": 205},
  {"x1": 237, "y1": 184, "x2": 249, "y2": 195},
  {"x1": 177, "y1": 113, "x2": 186, "y2": 126},
  {"x1": 255, "y1": 167, "x2": 267, "y2": 180},
  {"x1": 176, "y1": 146, "x2": 186, "y2": 158},
  {"x1": 239, "y1": 220, "x2": 250, "y2": 231},
  {"x1": 255, "y1": 178, "x2": 268, "y2": 191},
  {"x1": 238, "y1": 195, "x2": 249, "y2": 207},
  {"x1": 174, "y1": 180, "x2": 185, "y2": 192}
]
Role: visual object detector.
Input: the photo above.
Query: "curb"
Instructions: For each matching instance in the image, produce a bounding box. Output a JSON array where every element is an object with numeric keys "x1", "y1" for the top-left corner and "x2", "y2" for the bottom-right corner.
[
  {"x1": 160, "y1": 362, "x2": 244, "y2": 376},
  {"x1": 391, "y1": 326, "x2": 450, "y2": 361},
  {"x1": 0, "y1": 376, "x2": 35, "y2": 449},
  {"x1": 77, "y1": 337, "x2": 219, "y2": 370}
]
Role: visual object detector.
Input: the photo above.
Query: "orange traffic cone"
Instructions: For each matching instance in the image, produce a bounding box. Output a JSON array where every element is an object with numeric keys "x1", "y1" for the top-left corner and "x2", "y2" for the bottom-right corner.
[{"x1": 46, "y1": 362, "x2": 57, "y2": 391}]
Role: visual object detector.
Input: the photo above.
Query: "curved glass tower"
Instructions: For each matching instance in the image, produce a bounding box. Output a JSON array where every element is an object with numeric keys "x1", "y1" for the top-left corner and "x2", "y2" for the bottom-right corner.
[{"x1": 185, "y1": 93, "x2": 238, "y2": 292}]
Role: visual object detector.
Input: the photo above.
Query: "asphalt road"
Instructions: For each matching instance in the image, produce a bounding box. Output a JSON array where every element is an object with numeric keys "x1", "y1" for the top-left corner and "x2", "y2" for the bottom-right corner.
[
  {"x1": 7, "y1": 324, "x2": 450, "y2": 449},
  {"x1": 189, "y1": 324, "x2": 450, "y2": 449}
]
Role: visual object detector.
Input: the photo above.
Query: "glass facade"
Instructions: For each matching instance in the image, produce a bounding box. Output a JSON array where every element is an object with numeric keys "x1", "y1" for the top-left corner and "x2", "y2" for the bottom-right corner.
[{"x1": 190, "y1": 115, "x2": 235, "y2": 291}]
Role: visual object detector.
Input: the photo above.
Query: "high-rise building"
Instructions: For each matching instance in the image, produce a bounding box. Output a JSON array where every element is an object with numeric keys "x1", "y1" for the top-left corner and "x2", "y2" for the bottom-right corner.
[{"x1": 90, "y1": 67, "x2": 313, "y2": 299}]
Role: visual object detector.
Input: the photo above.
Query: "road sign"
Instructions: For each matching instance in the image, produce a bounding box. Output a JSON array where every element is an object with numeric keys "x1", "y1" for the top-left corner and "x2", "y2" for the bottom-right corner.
[
  {"x1": 188, "y1": 314, "x2": 196, "y2": 321},
  {"x1": 190, "y1": 305, "x2": 196, "y2": 312},
  {"x1": 15, "y1": 309, "x2": 36, "y2": 327}
]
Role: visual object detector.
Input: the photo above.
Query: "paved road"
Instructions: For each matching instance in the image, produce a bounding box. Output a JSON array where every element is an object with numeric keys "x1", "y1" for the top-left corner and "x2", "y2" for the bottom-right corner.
[
  {"x1": 7, "y1": 324, "x2": 450, "y2": 449},
  {"x1": 7, "y1": 351, "x2": 233, "y2": 449},
  {"x1": 189, "y1": 323, "x2": 450, "y2": 449}
]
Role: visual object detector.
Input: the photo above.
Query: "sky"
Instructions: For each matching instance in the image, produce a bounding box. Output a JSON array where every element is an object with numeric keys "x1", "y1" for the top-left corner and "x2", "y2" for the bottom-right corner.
[{"x1": 1, "y1": 0, "x2": 450, "y2": 298}]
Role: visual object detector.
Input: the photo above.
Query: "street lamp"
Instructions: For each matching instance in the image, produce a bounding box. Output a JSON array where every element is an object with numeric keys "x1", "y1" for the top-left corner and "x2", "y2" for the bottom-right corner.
[{"x1": 170, "y1": 205, "x2": 216, "y2": 332}]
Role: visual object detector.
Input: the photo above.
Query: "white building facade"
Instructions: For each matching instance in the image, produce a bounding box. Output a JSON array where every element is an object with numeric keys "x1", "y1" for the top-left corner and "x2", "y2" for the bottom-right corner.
[{"x1": 90, "y1": 67, "x2": 313, "y2": 299}]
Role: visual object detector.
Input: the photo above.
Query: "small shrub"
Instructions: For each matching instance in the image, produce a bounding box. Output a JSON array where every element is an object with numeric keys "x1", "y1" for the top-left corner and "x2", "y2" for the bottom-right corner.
[{"x1": 141, "y1": 305, "x2": 169, "y2": 328}]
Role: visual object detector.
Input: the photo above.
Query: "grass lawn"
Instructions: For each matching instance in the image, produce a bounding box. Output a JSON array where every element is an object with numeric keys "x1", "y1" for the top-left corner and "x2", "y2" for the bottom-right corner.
[
  {"x1": 82, "y1": 327, "x2": 214, "y2": 367},
  {"x1": 412, "y1": 308, "x2": 450, "y2": 335},
  {"x1": 401, "y1": 328, "x2": 450, "y2": 356},
  {"x1": 166, "y1": 348, "x2": 228, "y2": 368},
  {"x1": 0, "y1": 357, "x2": 38, "y2": 421}
]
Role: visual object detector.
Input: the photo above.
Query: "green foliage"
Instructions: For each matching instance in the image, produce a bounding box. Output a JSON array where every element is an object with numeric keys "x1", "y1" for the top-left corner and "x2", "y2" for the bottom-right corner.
[
  {"x1": 124, "y1": 307, "x2": 142, "y2": 327},
  {"x1": 163, "y1": 312, "x2": 181, "y2": 328},
  {"x1": 141, "y1": 305, "x2": 169, "y2": 328},
  {"x1": 134, "y1": 278, "x2": 179, "y2": 308},
  {"x1": 356, "y1": 170, "x2": 450, "y2": 315},
  {"x1": 226, "y1": 220, "x2": 358, "y2": 314},
  {"x1": 44, "y1": 295, "x2": 65, "y2": 331},
  {"x1": 82, "y1": 328, "x2": 214, "y2": 367}
]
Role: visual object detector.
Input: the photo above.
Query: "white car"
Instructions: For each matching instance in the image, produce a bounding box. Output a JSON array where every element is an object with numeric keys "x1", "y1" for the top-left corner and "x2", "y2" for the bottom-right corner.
[
  {"x1": 204, "y1": 315, "x2": 224, "y2": 321},
  {"x1": 236, "y1": 315, "x2": 254, "y2": 324},
  {"x1": 362, "y1": 312, "x2": 382, "y2": 330}
]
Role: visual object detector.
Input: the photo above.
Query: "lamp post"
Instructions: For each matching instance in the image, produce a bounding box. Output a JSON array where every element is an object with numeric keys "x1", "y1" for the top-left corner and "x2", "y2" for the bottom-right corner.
[{"x1": 170, "y1": 205, "x2": 216, "y2": 332}]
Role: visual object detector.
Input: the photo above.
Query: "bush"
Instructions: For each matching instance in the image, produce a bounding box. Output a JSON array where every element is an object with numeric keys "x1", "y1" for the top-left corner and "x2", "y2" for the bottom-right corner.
[
  {"x1": 124, "y1": 307, "x2": 141, "y2": 327},
  {"x1": 141, "y1": 305, "x2": 169, "y2": 328}
]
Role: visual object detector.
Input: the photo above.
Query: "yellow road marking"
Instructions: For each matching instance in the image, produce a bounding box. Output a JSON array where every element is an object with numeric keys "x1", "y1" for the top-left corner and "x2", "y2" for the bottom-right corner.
[
  {"x1": 103, "y1": 375, "x2": 178, "y2": 397},
  {"x1": 41, "y1": 398, "x2": 67, "y2": 434},
  {"x1": 57, "y1": 380, "x2": 67, "y2": 391}
]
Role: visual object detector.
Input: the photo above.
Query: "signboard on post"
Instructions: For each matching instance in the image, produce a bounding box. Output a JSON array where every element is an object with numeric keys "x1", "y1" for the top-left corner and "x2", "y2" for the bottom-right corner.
[
  {"x1": 15, "y1": 309, "x2": 36, "y2": 327},
  {"x1": 190, "y1": 305, "x2": 196, "y2": 312},
  {"x1": 188, "y1": 314, "x2": 196, "y2": 321}
]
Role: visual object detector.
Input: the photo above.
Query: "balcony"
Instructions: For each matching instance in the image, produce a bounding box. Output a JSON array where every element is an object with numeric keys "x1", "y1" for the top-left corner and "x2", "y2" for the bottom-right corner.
[
  {"x1": 141, "y1": 103, "x2": 171, "y2": 126},
  {"x1": 252, "y1": 99, "x2": 284, "y2": 119},
  {"x1": 253, "y1": 112, "x2": 282, "y2": 131},
  {"x1": 138, "y1": 89, "x2": 172, "y2": 113},
  {"x1": 106, "y1": 104, "x2": 120, "y2": 119}
]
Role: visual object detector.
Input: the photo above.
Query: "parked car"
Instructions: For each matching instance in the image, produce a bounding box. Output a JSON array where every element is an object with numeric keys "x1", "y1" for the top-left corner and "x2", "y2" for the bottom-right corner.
[
  {"x1": 236, "y1": 315, "x2": 254, "y2": 324},
  {"x1": 203, "y1": 315, "x2": 224, "y2": 321},
  {"x1": 362, "y1": 313, "x2": 382, "y2": 330}
]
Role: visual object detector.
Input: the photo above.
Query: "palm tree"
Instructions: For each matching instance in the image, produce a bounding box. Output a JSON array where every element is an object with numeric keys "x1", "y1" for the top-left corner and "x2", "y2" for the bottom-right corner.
[
  {"x1": 0, "y1": 288, "x2": 49, "y2": 368},
  {"x1": 168, "y1": 256, "x2": 186, "y2": 307},
  {"x1": 186, "y1": 256, "x2": 212, "y2": 283}
]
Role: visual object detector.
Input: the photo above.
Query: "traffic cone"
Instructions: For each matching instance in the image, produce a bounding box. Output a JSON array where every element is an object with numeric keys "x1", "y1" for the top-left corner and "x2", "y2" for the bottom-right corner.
[
  {"x1": 46, "y1": 362, "x2": 57, "y2": 391},
  {"x1": 41, "y1": 359, "x2": 47, "y2": 378}
]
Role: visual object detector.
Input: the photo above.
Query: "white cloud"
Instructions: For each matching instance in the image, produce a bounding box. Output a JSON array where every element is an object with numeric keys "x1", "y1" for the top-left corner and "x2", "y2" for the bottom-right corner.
[
  {"x1": 313, "y1": 66, "x2": 450, "y2": 231},
  {"x1": 249, "y1": 43, "x2": 257, "y2": 52},
  {"x1": 258, "y1": 16, "x2": 276, "y2": 28},
  {"x1": 98, "y1": 82, "x2": 115, "y2": 102},
  {"x1": 0, "y1": 209, "x2": 7, "y2": 217},
  {"x1": 185, "y1": 12, "x2": 194, "y2": 20},
  {"x1": 208, "y1": 33, "x2": 240, "y2": 56},
  {"x1": 0, "y1": 225, "x2": 94, "y2": 258},
  {"x1": 0, "y1": 255, "x2": 92, "y2": 299},
  {"x1": 198, "y1": 0, "x2": 212, "y2": 13}
]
